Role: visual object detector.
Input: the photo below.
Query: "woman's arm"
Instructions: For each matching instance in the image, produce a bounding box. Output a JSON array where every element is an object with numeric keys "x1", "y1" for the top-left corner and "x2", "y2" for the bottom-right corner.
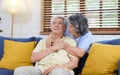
[
  {"x1": 31, "y1": 39, "x2": 67, "y2": 63},
  {"x1": 64, "y1": 32, "x2": 92, "y2": 58},
  {"x1": 65, "y1": 44, "x2": 86, "y2": 58},
  {"x1": 46, "y1": 38, "x2": 86, "y2": 58}
]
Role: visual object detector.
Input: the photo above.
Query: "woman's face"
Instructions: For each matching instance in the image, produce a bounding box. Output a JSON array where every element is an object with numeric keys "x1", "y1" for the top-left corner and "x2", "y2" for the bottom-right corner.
[
  {"x1": 68, "y1": 23, "x2": 77, "y2": 35},
  {"x1": 51, "y1": 17, "x2": 66, "y2": 34}
]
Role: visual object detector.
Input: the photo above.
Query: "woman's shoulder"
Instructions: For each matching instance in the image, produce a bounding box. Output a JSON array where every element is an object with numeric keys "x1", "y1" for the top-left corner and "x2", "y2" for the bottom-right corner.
[
  {"x1": 86, "y1": 31, "x2": 92, "y2": 35},
  {"x1": 82, "y1": 31, "x2": 93, "y2": 38}
]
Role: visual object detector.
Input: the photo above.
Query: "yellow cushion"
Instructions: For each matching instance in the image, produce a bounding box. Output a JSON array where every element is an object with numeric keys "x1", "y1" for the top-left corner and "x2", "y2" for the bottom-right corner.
[
  {"x1": 81, "y1": 43, "x2": 120, "y2": 75},
  {"x1": 0, "y1": 40, "x2": 36, "y2": 70}
]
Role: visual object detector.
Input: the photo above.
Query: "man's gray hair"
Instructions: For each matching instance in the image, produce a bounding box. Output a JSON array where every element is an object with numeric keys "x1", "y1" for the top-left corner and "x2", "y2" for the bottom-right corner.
[{"x1": 50, "y1": 16, "x2": 67, "y2": 26}]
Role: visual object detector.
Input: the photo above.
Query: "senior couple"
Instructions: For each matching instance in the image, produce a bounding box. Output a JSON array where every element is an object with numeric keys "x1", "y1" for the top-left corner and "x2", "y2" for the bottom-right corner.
[{"x1": 14, "y1": 13, "x2": 92, "y2": 75}]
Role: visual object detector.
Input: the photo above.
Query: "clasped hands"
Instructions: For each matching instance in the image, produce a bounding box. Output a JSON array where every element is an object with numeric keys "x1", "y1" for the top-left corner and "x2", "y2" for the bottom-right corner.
[
  {"x1": 31, "y1": 36, "x2": 69, "y2": 63},
  {"x1": 46, "y1": 35, "x2": 68, "y2": 51}
]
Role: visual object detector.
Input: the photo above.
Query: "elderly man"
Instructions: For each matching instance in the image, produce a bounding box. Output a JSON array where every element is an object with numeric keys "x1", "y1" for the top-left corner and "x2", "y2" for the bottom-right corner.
[{"x1": 14, "y1": 16, "x2": 78, "y2": 75}]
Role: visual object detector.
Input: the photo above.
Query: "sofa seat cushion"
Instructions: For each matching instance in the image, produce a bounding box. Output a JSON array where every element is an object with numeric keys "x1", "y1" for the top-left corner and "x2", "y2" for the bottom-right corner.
[
  {"x1": 81, "y1": 43, "x2": 120, "y2": 75},
  {"x1": 0, "y1": 40, "x2": 36, "y2": 70},
  {"x1": 0, "y1": 68, "x2": 13, "y2": 75}
]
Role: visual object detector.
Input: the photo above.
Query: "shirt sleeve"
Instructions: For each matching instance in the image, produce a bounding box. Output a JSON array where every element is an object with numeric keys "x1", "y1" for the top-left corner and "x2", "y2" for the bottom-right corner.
[
  {"x1": 33, "y1": 39, "x2": 46, "y2": 52},
  {"x1": 77, "y1": 32, "x2": 93, "y2": 52}
]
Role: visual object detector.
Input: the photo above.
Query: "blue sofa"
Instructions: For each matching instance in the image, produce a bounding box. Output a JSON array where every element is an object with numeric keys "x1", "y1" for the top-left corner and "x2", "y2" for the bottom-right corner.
[
  {"x1": 0, "y1": 36, "x2": 120, "y2": 75},
  {"x1": 74, "y1": 38, "x2": 120, "y2": 75},
  {"x1": 0, "y1": 36, "x2": 42, "y2": 75}
]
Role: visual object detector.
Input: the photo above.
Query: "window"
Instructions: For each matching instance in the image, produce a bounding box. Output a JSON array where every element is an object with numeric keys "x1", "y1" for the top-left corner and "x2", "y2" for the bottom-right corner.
[{"x1": 40, "y1": 0, "x2": 120, "y2": 35}]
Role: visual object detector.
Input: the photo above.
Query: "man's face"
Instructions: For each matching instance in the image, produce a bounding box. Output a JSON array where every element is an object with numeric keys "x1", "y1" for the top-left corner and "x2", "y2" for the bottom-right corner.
[{"x1": 51, "y1": 17, "x2": 66, "y2": 34}]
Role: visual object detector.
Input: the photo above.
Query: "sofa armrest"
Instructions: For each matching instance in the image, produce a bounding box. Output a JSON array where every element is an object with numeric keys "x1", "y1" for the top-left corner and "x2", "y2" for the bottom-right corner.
[{"x1": 0, "y1": 68, "x2": 13, "y2": 75}]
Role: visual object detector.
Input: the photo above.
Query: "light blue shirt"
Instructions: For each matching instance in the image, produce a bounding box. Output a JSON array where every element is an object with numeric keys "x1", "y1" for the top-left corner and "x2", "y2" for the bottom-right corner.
[{"x1": 65, "y1": 29, "x2": 93, "y2": 52}]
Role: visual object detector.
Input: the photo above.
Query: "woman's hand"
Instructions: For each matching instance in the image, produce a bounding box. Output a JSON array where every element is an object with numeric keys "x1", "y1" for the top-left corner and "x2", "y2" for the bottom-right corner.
[
  {"x1": 52, "y1": 39, "x2": 67, "y2": 50},
  {"x1": 46, "y1": 34, "x2": 69, "y2": 51},
  {"x1": 43, "y1": 65, "x2": 65, "y2": 75}
]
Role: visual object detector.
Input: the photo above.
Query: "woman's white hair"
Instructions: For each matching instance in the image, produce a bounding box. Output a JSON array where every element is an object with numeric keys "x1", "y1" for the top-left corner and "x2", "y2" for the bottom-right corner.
[{"x1": 50, "y1": 16, "x2": 67, "y2": 26}]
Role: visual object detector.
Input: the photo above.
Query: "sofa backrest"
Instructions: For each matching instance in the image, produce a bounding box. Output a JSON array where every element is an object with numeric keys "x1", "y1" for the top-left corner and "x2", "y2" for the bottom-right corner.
[
  {"x1": 96, "y1": 38, "x2": 120, "y2": 45},
  {"x1": 74, "y1": 38, "x2": 120, "y2": 75},
  {"x1": 0, "y1": 36, "x2": 42, "y2": 59}
]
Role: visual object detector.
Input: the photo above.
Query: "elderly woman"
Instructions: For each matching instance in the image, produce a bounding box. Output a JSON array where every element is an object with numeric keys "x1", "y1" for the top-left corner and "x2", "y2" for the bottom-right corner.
[
  {"x1": 65, "y1": 13, "x2": 92, "y2": 57},
  {"x1": 46, "y1": 13, "x2": 93, "y2": 75},
  {"x1": 65, "y1": 13, "x2": 92, "y2": 75},
  {"x1": 14, "y1": 16, "x2": 78, "y2": 75}
]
